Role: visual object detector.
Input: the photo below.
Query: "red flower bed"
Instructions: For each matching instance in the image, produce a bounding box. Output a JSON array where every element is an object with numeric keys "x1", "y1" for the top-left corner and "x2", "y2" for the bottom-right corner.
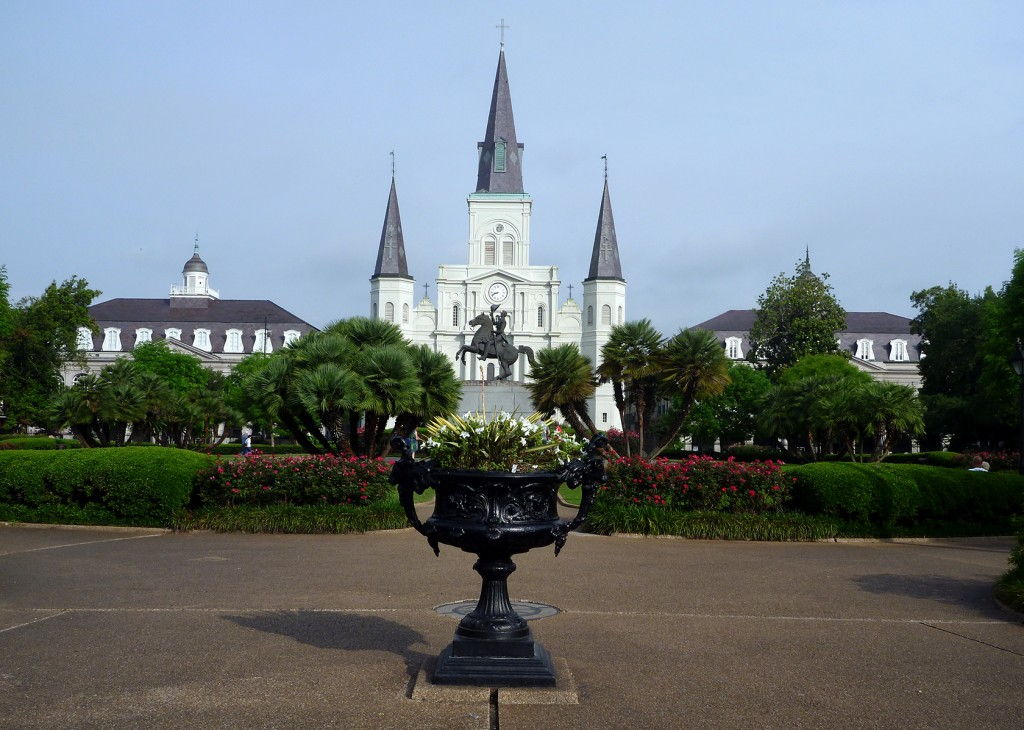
[
  {"x1": 197, "y1": 452, "x2": 392, "y2": 507},
  {"x1": 963, "y1": 450, "x2": 1020, "y2": 472},
  {"x1": 600, "y1": 455, "x2": 792, "y2": 513}
]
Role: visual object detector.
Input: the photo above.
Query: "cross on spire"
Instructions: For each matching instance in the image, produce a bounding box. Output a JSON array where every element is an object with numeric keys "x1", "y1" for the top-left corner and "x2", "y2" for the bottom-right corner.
[
  {"x1": 423, "y1": 282, "x2": 431, "y2": 299},
  {"x1": 602, "y1": 154, "x2": 608, "y2": 181},
  {"x1": 496, "y1": 18, "x2": 509, "y2": 48},
  {"x1": 390, "y1": 149, "x2": 395, "y2": 178},
  {"x1": 567, "y1": 283, "x2": 574, "y2": 300}
]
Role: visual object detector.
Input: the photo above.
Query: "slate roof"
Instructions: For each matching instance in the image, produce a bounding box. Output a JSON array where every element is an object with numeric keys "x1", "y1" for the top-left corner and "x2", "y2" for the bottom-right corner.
[
  {"x1": 585, "y1": 179, "x2": 624, "y2": 282},
  {"x1": 691, "y1": 309, "x2": 922, "y2": 363},
  {"x1": 372, "y1": 177, "x2": 411, "y2": 278},
  {"x1": 475, "y1": 49, "x2": 525, "y2": 194},
  {"x1": 84, "y1": 297, "x2": 316, "y2": 354}
]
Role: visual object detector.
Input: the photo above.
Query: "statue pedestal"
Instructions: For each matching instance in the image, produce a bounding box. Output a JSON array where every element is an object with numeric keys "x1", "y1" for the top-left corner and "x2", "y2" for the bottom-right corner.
[{"x1": 459, "y1": 379, "x2": 532, "y2": 416}]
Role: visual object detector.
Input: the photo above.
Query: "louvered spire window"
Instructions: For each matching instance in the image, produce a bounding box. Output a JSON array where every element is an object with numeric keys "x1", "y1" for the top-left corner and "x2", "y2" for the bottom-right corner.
[{"x1": 493, "y1": 140, "x2": 507, "y2": 172}]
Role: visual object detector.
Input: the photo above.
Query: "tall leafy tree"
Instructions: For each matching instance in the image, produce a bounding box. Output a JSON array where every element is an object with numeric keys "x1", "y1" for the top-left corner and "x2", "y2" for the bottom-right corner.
[
  {"x1": 910, "y1": 283, "x2": 1006, "y2": 447},
  {"x1": 0, "y1": 275, "x2": 99, "y2": 429},
  {"x1": 685, "y1": 363, "x2": 772, "y2": 450},
  {"x1": 525, "y1": 344, "x2": 598, "y2": 438},
  {"x1": 748, "y1": 256, "x2": 846, "y2": 376}
]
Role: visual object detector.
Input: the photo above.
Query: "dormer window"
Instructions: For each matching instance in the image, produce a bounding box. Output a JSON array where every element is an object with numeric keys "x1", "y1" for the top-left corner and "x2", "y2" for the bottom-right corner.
[
  {"x1": 165, "y1": 328, "x2": 182, "y2": 341},
  {"x1": 102, "y1": 328, "x2": 121, "y2": 351},
  {"x1": 283, "y1": 330, "x2": 301, "y2": 346},
  {"x1": 725, "y1": 336, "x2": 744, "y2": 360},
  {"x1": 855, "y1": 338, "x2": 875, "y2": 361},
  {"x1": 76, "y1": 327, "x2": 93, "y2": 351},
  {"x1": 134, "y1": 328, "x2": 152, "y2": 347},
  {"x1": 494, "y1": 140, "x2": 507, "y2": 172},
  {"x1": 890, "y1": 339, "x2": 909, "y2": 362},
  {"x1": 193, "y1": 328, "x2": 211, "y2": 352},
  {"x1": 253, "y1": 329, "x2": 273, "y2": 354},
  {"x1": 224, "y1": 329, "x2": 244, "y2": 353}
]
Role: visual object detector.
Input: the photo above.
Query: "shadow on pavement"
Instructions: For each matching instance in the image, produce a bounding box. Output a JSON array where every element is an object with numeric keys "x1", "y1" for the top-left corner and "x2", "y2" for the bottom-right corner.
[
  {"x1": 222, "y1": 611, "x2": 431, "y2": 677},
  {"x1": 852, "y1": 573, "x2": 1002, "y2": 613}
]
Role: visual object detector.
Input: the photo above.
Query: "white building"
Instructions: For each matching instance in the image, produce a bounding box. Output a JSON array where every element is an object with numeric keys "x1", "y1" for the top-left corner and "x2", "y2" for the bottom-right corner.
[
  {"x1": 67, "y1": 245, "x2": 315, "y2": 383},
  {"x1": 369, "y1": 48, "x2": 626, "y2": 428}
]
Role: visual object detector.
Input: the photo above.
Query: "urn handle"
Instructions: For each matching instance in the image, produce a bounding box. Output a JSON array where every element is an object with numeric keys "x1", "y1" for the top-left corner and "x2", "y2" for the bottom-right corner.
[
  {"x1": 553, "y1": 434, "x2": 608, "y2": 555},
  {"x1": 389, "y1": 435, "x2": 432, "y2": 539}
]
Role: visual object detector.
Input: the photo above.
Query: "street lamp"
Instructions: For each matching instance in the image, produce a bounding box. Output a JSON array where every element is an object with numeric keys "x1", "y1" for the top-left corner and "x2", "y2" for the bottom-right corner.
[{"x1": 1010, "y1": 339, "x2": 1024, "y2": 475}]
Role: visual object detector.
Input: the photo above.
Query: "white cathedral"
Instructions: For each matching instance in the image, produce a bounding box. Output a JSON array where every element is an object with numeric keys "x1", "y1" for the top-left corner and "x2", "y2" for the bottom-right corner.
[{"x1": 369, "y1": 48, "x2": 626, "y2": 429}]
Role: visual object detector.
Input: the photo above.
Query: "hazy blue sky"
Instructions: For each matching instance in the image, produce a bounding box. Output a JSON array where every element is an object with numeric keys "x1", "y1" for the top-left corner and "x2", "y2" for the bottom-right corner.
[{"x1": 2, "y1": 1, "x2": 1022, "y2": 335}]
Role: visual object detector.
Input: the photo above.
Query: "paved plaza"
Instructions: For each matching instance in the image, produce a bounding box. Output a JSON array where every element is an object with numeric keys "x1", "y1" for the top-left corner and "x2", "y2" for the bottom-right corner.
[{"x1": 1, "y1": 522, "x2": 1022, "y2": 729}]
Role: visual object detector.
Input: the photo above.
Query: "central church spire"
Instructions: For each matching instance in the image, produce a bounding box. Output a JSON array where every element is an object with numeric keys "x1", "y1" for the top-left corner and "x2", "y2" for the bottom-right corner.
[{"x1": 475, "y1": 49, "x2": 524, "y2": 193}]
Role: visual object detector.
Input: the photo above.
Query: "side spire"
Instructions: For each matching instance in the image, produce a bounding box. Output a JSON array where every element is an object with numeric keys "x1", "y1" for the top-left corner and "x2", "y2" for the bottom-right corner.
[
  {"x1": 475, "y1": 49, "x2": 524, "y2": 193},
  {"x1": 372, "y1": 177, "x2": 411, "y2": 279},
  {"x1": 585, "y1": 171, "x2": 624, "y2": 282}
]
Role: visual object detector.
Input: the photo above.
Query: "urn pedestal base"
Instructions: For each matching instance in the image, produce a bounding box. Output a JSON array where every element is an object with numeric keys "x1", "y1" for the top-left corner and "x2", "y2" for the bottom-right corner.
[{"x1": 432, "y1": 640, "x2": 556, "y2": 687}]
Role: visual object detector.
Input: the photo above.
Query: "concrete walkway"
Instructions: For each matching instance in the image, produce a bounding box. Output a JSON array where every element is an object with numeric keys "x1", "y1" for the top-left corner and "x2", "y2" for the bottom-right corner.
[{"x1": 0, "y1": 524, "x2": 1021, "y2": 729}]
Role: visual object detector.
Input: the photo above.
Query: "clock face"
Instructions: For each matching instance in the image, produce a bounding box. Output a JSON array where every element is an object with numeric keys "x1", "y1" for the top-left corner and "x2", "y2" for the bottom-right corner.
[{"x1": 487, "y1": 281, "x2": 509, "y2": 303}]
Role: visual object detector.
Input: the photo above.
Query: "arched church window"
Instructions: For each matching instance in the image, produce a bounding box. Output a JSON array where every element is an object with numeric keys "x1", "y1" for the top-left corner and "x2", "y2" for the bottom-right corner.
[
  {"x1": 486, "y1": 363, "x2": 496, "y2": 380},
  {"x1": 494, "y1": 140, "x2": 507, "y2": 172},
  {"x1": 618, "y1": 306, "x2": 623, "y2": 324},
  {"x1": 484, "y1": 237, "x2": 496, "y2": 266},
  {"x1": 601, "y1": 305, "x2": 611, "y2": 325},
  {"x1": 403, "y1": 303, "x2": 410, "y2": 323},
  {"x1": 384, "y1": 302, "x2": 394, "y2": 322},
  {"x1": 502, "y1": 236, "x2": 514, "y2": 266},
  {"x1": 537, "y1": 305, "x2": 544, "y2": 328},
  {"x1": 452, "y1": 304, "x2": 460, "y2": 327},
  {"x1": 587, "y1": 306, "x2": 593, "y2": 326},
  {"x1": 134, "y1": 328, "x2": 152, "y2": 347},
  {"x1": 102, "y1": 328, "x2": 121, "y2": 351}
]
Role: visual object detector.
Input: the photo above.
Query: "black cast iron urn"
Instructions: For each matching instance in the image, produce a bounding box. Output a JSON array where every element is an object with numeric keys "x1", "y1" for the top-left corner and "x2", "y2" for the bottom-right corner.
[{"x1": 389, "y1": 434, "x2": 607, "y2": 687}]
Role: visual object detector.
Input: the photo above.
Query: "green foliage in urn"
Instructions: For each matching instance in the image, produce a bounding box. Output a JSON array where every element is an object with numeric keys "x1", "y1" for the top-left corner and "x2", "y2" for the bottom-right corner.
[{"x1": 417, "y1": 412, "x2": 584, "y2": 472}]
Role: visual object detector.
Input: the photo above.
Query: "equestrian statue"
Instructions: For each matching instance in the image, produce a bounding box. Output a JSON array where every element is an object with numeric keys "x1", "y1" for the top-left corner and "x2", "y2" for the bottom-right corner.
[{"x1": 456, "y1": 304, "x2": 536, "y2": 380}]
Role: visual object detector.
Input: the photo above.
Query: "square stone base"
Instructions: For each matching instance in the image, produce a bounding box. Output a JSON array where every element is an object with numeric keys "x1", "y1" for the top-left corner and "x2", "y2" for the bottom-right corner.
[{"x1": 409, "y1": 656, "x2": 579, "y2": 705}]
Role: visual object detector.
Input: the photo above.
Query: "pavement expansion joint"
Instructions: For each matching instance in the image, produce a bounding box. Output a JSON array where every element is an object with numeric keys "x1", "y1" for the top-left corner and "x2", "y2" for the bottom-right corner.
[{"x1": 409, "y1": 656, "x2": 579, "y2": 705}]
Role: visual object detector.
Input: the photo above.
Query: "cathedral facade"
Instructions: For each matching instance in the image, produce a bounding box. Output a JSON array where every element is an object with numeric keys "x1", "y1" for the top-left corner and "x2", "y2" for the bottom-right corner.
[{"x1": 369, "y1": 49, "x2": 626, "y2": 429}]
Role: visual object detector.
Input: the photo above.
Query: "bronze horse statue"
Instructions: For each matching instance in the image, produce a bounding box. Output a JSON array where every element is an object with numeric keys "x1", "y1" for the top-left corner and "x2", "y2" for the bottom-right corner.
[{"x1": 456, "y1": 311, "x2": 536, "y2": 380}]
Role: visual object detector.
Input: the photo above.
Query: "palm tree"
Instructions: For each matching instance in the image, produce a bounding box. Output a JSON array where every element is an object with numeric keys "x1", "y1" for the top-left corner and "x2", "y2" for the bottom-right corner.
[
  {"x1": 649, "y1": 329, "x2": 731, "y2": 458},
  {"x1": 394, "y1": 345, "x2": 462, "y2": 443},
  {"x1": 525, "y1": 344, "x2": 598, "y2": 438},
  {"x1": 350, "y1": 344, "x2": 422, "y2": 456},
  {"x1": 598, "y1": 320, "x2": 663, "y2": 455},
  {"x1": 867, "y1": 381, "x2": 925, "y2": 460}
]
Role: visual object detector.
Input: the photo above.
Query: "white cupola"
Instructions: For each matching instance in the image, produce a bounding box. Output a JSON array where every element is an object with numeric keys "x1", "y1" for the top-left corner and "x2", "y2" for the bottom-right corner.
[{"x1": 170, "y1": 238, "x2": 219, "y2": 302}]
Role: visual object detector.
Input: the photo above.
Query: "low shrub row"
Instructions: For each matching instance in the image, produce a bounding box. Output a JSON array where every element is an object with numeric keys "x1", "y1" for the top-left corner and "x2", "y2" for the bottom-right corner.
[
  {"x1": 0, "y1": 436, "x2": 81, "y2": 450},
  {"x1": 995, "y1": 528, "x2": 1024, "y2": 613},
  {"x1": 599, "y1": 455, "x2": 791, "y2": 514},
  {"x1": 0, "y1": 448, "x2": 214, "y2": 526},
  {"x1": 173, "y1": 501, "x2": 407, "y2": 534},
  {"x1": 196, "y1": 453, "x2": 392, "y2": 507},
  {"x1": 786, "y1": 462, "x2": 1024, "y2": 530},
  {"x1": 882, "y1": 451, "x2": 966, "y2": 468},
  {"x1": 201, "y1": 443, "x2": 310, "y2": 456},
  {"x1": 585, "y1": 503, "x2": 841, "y2": 540}
]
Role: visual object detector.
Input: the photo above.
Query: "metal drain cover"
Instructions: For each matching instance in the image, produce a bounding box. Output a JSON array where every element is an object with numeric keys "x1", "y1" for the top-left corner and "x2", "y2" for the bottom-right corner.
[{"x1": 434, "y1": 599, "x2": 560, "y2": 621}]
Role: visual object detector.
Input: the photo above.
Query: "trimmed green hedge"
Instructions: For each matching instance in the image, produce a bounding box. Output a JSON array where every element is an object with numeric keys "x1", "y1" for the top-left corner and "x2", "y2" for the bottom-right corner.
[
  {"x1": 0, "y1": 448, "x2": 215, "y2": 526},
  {"x1": 786, "y1": 462, "x2": 1024, "y2": 530},
  {"x1": 882, "y1": 451, "x2": 965, "y2": 468},
  {"x1": 585, "y1": 503, "x2": 841, "y2": 540},
  {"x1": 201, "y1": 443, "x2": 310, "y2": 455},
  {"x1": 173, "y1": 499, "x2": 408, "y2": 533},
  {"x1": 0, "y1": 436, "x2": 81, "y2": 450}
]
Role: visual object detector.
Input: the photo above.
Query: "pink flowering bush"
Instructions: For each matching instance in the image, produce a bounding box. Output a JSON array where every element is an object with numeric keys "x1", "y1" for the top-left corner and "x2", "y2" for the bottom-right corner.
[
  {"x1": 197, "y1": 451, "x2": 392, "y2": 507},
  {"x1": 599, "y1": 455, "x2": 792, "y2": 514},
  {"x1": 963, "y1": 450, "x2": 1019, "y2": 472}
]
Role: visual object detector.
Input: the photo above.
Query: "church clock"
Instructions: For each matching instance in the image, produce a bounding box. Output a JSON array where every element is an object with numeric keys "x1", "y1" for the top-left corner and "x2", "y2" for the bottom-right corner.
[{"x1": 487, "y1": 281, "x2": 509, "y2": 303}]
